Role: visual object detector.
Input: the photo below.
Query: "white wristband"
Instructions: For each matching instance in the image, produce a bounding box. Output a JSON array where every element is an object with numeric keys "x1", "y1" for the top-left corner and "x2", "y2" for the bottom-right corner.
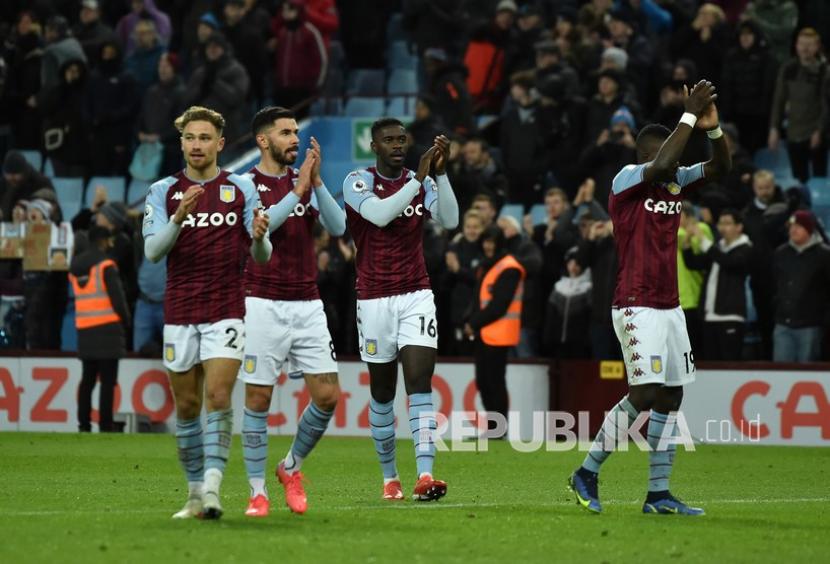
[
  {"x1": 679, "y1": 112, "x2": 697, "y2": 128},
  {"x1": 706, "y1": 126, "x2": 723, "y2": 139}
]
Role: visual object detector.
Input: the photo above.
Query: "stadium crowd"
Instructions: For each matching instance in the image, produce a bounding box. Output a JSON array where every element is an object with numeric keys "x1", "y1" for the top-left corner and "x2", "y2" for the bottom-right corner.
[{"x1": 1, "y1": 0, "x2": 830, "y2": 362}]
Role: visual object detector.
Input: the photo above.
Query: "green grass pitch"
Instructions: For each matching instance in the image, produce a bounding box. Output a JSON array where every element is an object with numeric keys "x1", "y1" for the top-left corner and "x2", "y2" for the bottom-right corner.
[{"x1": 0, "y1": 433, "x2": 827, "y2": 563}]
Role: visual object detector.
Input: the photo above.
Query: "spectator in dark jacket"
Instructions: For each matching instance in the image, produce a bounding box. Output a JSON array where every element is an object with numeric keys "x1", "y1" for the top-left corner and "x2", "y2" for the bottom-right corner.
[
  {"x1": 39, "y1": 58, "x2": 90, "y2": 177},
  {"x1": 670, "y1": 3, "x2": 729, "y2": 86},
  {"x1": 73, "y1": 0, "x2": 116, "y2": 68},
  {"x1": 271, "y1": 0, "x2": 327, "y2": 117},
  {"x1": 404, "y1": 96, "x2": 447, "y2": 172},
  {"x1": 71, "y1": 225, "x2": 131, "y2": 432},
  {"x1": 543, "y1": 246, "x2": 592, "y2": 359},
  {"x1": 86, "y1": 40, "x2": 140, "y2": 176},
  {"x1": 583, "y1": 70, "x2": 638, "y2": 154},
  {"x1": 115, "y1": 0, "x2": 172, "y2": 56},
  {"x1": 223, "y1": 0, "x2": 268, "y2": 105},
  {"x1": 37, "y1": 16, "x2": 86, "y2": 96},
  {"x1": 720, "y1": 20, "x2": 778, "y2": 154},
  {"x1": 424, "y1": 48, "x2": 475, "y2": 136},
  {"x1": 124, "y1": 17, "x2": 165, "y2": 99},
  {"x1": 772, "y1": 211, "x2": 830, "y2": 362},
  {"x1": 137, "y1": 52, "x2": 185, "y2": 178},
  {"x1": 455, "y1": 137, "x2": 509, "y2": 210},
  {"x1": 683, "y1": 209, "x2": 753, "y2": 361},
  {"x1": 529, "y1": 187, "x2": 577, "y2": 298},
  {"x1": 606, "y1": 9, "x2": 654, "y2": 103},
  {"x1": 444, "y1": 209, "x2": 484, "y2": 355},
  {"x1": 577, "y1": 218, "x2": 621, "y2": 360},
  {"x1": 742, "y1": 169, "x2": 786, "y2": 359},
  {"x1": 184, "y1": 32, "x2": 250, "y2": 141},
  {"x1": 768, "y1": 27, "x2": 829, "y2": 183},
  {"x1": 2, "y1": 12, "x2": 43, "y2": 150},
  {"x1": 402, "y1": 0, "x2": 466, "y2": 61},
  {"x1": 0, "y1": 152, "x2": 54, "y2": 221}
]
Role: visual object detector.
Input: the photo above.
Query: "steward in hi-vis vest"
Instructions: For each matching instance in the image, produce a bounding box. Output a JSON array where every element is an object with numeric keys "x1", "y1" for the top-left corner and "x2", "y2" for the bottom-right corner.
[
  {"x1": 69, "y1": 225, "x2": 131, "y2": 432},
  {"x1": 464, "y1": 226, "x2": 525, "y2": 433}
]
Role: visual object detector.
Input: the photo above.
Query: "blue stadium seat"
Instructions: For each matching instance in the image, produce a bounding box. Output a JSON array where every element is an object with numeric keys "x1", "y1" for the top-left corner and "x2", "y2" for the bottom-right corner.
[
  {"x1": 52, "y1": 177, "x2": 84, "y2": 214},
  {"x1": 499, "y1": 203, "x2": 524, "y2": 225},
  {"x1": 344, "y1": 97, "x2": 386, "y2": 117},
  {"x1": 86, "y1": 177, "x2": 126, "y2": 207},
  {"x1": 127, "y1": 178, "x2": 152, "y2": 208},
  {"x1": 813, "y1": 205, "x2": 830, "y2": 232},
  {"x1": 754, "y1": 145, "x2": 791, "y2": 178},
  {"x1": 345, "y1": 69, "x2": 386, "y2": 97},
  {"x1": 807, "y1": 177, "x2": 829, "y2": 204},
  {"x1": 310, "y1": 97, "x2": 344, "y2": 116},
  {"x1": 43, "y1": 157, "x2": 55, "y2": 177},
  {"x1": 19, "y1": 150, "x2": 42, "y2": 172},
  {"x1": 530, "y1": 203, "x2": 547, "y2": 226},
  {"x1": 61, "y1": 201, "x2": 81, "y2": 222},
  {"x1": 386, "y1": 96, "x2": 413, "y2": 117},
  {"x1": 388, "y1": 69, "x2": 418, "y2": 96},
  {"x1": 388, "y1": 41, "x2": 417, "y2": 71}
]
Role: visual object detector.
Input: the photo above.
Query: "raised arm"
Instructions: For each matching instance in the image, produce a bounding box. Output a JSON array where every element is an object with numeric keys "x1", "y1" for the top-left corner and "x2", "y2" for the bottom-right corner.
[
  {"x1": 426, "y1": 135, "x2": 459, "y2": 229},
  {"x1": 643, "y1": 80, "x2": 717, "y2": 184},
  {"x1": 143, "y1": 183, "x2": 202, "y2": 263},
  {"x1": 308, "y1": 136, "x2": 346, "y2": 236}
]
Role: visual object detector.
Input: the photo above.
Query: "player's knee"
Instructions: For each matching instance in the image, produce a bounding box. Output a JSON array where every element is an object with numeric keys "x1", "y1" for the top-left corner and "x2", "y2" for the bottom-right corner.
[
  {"x1": 245, "y1": 386, "x2": 272, "y2": 412},
  {"x1": 657, "y1": 386, "x2": 684, "y2": 412},
  {"x1": 206, "y1": 386, "x2": 232, "y2": 410},
  {"x1": 627, "y1": 385, "x2": 658, "y2": 411},
  {"x1": 314, "y1": 386, "x2": 340, "y2": 412},
  {"x1": 175, "y1": 394, "x2": 202, "y2": 419}
]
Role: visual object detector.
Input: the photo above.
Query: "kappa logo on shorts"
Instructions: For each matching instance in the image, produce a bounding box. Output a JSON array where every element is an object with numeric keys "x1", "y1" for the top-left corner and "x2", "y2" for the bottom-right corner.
[
  {"x1": 623, "y1": 308, "x2": 634, "y2": 317},
  {"x1": 630, "y1": 352, "x2": 642, "y2": 362},
  {"x1": 624, "y1": 323, "x2": 637, "y2": 333},
  {"x1": 164, "y1": 344, "x2": 175, "y2": 362},
  {"x1": 633, "y1": 368, "x2": 645, "y2": 377},
  {"x1": 628, "y1": 336, "x2": 640, "y2": 347},
  {"x1": 220, "y1": 184, "x2": 236, "y2": 203},
  {"x1": 651, "y1": 355, "x2": 663, "y2": 374},
  {"x1": 366, "y1": 339, "x2": 378, "y2": 356},
  {"x1": 243, "y1": 355, "x2": 257, "y2": 374}
]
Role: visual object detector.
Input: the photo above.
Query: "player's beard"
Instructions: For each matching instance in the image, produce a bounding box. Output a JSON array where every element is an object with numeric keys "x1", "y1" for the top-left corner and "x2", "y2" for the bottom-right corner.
[{"x1": 270, "y1": 145, "x2": 296, "y2": 167}]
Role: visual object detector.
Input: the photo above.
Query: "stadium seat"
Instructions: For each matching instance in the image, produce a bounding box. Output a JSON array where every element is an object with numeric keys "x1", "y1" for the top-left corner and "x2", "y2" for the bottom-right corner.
[
  {"x1": 19, "y1": 150, "x2": 43, "y2": 172},
  {"x1": 310, "y1": 97, "x2": 344, "y2": 116},
  {"x1": 807, "y1": 177, "x2": 830, "y2": 205},
  {"x1": 61, "y1": 200, "x2": 81, "y2": 222},
  {"x1": 344, "y1": 97, "x2": 386, "y2": 117},
  {"x1": 499, "y1": 203, "x2": 524, "y2": 225},
  {"x1": 813, "y1": 205, "x2": 830, "y2": 232},
  {"x1": 127, "y1": 178, "x2": 152, "y2": 208},
  {"x1": 386, "y1": 96, "x2": 413, "y2": 117},
  {"x1": 345, "y1": 69, "x2": 386, "y2": 97},
  {"x1": 86, "y1": 177, "x2": 126, "y2": 207},
  {"x1": 530, "y1": 203, "x2": 547, "y2": 226},
  {"x1": 388, "y1": 69, "x2": 418, "y2": 96},
  {"x1": 753, "y1": 145, "x2": 791, "y2": 178},
  {"x1": 43, "y1": 157, "x2": 55, "y2": 177},
  {"x1": 388, "y1": 41, "x2": 418, "y2": 71},
  {"x1": 52, "y1": 177, "x2": 84, "y2": 214}
]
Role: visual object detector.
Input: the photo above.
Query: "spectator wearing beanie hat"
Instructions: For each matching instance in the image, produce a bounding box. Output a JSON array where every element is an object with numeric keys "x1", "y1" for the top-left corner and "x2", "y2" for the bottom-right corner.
[
  {"x1": 772, "y1": 210, "x2": 830, "y2": 362},
  {"x1": 138, "y1": 51, "x2": 186, "y2": 178}
]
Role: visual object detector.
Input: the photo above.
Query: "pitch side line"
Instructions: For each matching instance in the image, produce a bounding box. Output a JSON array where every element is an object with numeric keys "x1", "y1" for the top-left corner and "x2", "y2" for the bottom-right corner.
[{"x1": 2, "y1": 497, "x2": 828, "y2": 517}]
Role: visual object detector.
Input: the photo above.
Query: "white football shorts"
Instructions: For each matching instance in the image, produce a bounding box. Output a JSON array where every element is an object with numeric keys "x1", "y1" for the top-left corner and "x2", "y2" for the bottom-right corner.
[
  {"x1": 239, "y1": 297, "x2": 338, "y2": 386},
  {"x1": 356, "y1": 289, "x2": 437, "y2": 363},
  {"x1": 162, "y1": 318, "x2": 245, "y2": 373},
  {"x1": 611, "y1": 306, "x2": 695, "y2": 387}
]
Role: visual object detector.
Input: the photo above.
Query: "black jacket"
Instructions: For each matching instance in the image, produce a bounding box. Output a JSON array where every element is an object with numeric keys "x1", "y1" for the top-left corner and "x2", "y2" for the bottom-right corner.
[
  {"x1": 444, "y1": 236, "x2": 483, "y2": 327},
  {"x1": 683, "y1": 234, "x2": 752, "y2": 320},
  {"x1": 577, "y1": 233, "x2": 617, "y2": 325},
  {"x1": 70, "y1": 248, "x2": 131, "y2": 359},
  {"x1": 505, "y1": 233, "x2": 543, "y2": 330},
  {"x1": 773, "y1": 237, "x2": 830, "y2": 328},
  {"x1": 721, "y1": 23, "x2": 778, "y2": 118}
]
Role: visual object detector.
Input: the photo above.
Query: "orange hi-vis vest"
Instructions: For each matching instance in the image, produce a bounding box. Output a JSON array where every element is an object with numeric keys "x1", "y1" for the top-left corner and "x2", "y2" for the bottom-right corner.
[
  {"x1": 479, "y1": 254, "x2": 526, "y2": 346},
  {"x1": 69, "y1": 259, "x2": 121, "y2": 330}
]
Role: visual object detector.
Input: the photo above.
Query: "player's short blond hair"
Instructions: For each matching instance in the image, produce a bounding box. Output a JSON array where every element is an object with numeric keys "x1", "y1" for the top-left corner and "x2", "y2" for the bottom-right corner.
[{"x1": 175, "y1": 106, "x2": 225, "y2": 135}]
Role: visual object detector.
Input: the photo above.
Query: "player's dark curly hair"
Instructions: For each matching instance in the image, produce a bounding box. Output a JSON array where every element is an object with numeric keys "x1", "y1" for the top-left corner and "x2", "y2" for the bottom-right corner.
[
  {"x1": 371, "y1": 118, "x2": 405, "y2": 139},
  {"x1": 251, "y1": 106, "x2": 296, "y2": 138}
]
